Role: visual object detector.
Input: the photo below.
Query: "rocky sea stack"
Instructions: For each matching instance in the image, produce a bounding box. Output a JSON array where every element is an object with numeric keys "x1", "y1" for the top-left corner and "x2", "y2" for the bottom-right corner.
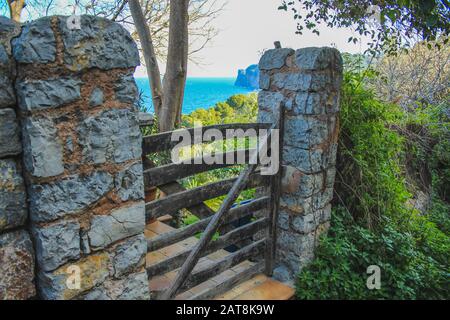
[{"x1": 234, "y1": 64, "x2": 259, "y2": 89}]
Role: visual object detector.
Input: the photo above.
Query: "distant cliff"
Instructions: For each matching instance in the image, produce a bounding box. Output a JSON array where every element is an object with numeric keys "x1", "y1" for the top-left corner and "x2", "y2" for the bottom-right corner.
[{"x1": 234, "y1": 64, "x2": 259, "y2": 89}]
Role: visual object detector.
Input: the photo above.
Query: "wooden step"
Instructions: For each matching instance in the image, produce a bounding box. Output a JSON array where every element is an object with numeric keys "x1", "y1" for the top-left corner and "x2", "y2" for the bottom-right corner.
[
  {"x1": 146, "y1": 220, "x2": 291, "y2": 300},
  {"x1": 146, "y1": 221, "x2": 261, "y2": 300},
  {"x1": 214, "y1": 275, "x2": 295, "y2": 300},
  {"x1": 175, "y1": 260, "x2": 263, "y2": 300}
]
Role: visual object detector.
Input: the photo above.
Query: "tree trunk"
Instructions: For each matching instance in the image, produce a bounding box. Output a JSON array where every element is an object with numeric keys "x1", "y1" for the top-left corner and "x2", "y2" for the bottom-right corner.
[
  {"x1": 159, "y1": 0, "x2": 189, "y2": 132},
  {"x1": 175, "y1": 30, "x2": 189, "y2": 125},
  {"x1": 7, "y1": 0, "x2": 26, "y2": 22},
  {"x1": 128, "y1": 0, "x2": 164, "y2": 118}
]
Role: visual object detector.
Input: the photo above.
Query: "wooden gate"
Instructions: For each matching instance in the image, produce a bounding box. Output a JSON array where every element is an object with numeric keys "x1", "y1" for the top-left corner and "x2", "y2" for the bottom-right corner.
[{"x1": 141, "y1": 108, "x2": 284, "y2": 299}]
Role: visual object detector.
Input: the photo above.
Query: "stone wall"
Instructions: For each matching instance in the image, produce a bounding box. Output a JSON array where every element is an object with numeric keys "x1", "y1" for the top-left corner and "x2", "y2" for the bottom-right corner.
[
  {"x1": 0, "y1": 17, "x2": 36, "y2": 300},
  {"x1": 258, "y1": 47, "x2": 343, "y2": 282},
  {"x1": 0, "y1": 15, "x2": 149, "y2": 300}
]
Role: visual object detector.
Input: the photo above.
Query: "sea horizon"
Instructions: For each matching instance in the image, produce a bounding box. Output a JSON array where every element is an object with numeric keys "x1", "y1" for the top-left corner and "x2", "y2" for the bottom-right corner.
[{"x1": 135, "y1": 77, "x2": 257, "y2": 115}]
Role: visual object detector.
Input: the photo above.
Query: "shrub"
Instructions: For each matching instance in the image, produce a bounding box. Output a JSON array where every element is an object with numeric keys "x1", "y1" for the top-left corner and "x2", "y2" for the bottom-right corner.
[
  {"x1": 296, "y1": 207, "x2": 449, "y2": 299},
  {"x1": 296, "y1": 69, "x2": 450, "y2": 300}
]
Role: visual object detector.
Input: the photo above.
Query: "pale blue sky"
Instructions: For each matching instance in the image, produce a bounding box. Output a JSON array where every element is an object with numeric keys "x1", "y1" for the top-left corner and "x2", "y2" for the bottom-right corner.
[
  {"x1": 1, "y1": 0, "x2": 368, "y2": 78},
  {"x1": 136, "y1": 0, "x2": 369, "y2": 78}
]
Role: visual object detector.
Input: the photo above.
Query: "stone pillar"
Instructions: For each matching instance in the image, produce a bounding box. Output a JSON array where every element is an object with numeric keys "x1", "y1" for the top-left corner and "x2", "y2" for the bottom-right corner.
[
  {"x1": 10, "y1": 15, "x2": 149, "y2": 300},
  {"x1": 0, "y1": 17, "x2": 36, "y2": 300},
  {"x1": 257, "y1": 47, "x2": 343, "y2": 282}
]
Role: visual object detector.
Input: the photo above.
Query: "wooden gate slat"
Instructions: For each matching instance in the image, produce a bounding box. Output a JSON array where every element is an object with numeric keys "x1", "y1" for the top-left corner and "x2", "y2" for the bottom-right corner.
[
  {"x1": 142, "y1": 123, "x2": 271, "y2": 154},
  {"x1": 145, "y1": 173, "x2": 268, "y2": 222},
  {"x1": 159, "y1": 121, "x2": 277, "y2": 300},
  {"x1": 147, "y1": 196, "x2": 270, "y2": 252},
  {"x1": 143, "y1": 149, "x2": 255, "y2": 187},
  {"x1": 147, "y1": 218, "x2": 268, "y2": 278}
]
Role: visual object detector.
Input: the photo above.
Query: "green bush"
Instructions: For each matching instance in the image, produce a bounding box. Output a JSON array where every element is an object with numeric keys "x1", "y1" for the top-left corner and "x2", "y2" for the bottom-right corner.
[
  {"x1": 336, "y1": 69, "x2": 410, "y2": 227},
  {"x1": 296, "y1": 69, "x2": 450, "y2": 300},
  {"x1": 182, "y1": 93, "x2": 258, "y2": 126},
  {"x1": 296, "y1": 207, "x2": 449, "y2": 299}
]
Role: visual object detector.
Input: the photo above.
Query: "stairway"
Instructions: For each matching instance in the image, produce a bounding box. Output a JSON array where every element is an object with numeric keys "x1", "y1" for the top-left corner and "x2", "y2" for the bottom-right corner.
[{"x1": 146, "y1": 219, "x2": 295, "y2": 300}]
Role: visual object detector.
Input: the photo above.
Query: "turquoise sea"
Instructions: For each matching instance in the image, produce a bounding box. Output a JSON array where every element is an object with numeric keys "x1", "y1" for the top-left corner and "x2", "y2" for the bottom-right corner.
[{"x1": 135, "y1": 77, "x2": 256, "y2": 114}]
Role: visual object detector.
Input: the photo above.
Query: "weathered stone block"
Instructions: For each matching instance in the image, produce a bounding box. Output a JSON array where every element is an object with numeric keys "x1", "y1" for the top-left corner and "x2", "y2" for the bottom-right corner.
[
  {"x1": 29, "y1": 171, "x2": 113, "y2": 222},
  {"x1": 309, "y1": 72, "x2": 342, "y2": 92},
  {"x1": 272, "y1": 72, "x2": 311, "y2": 91},
  {"x1": 88, "y1": 202, "x2": 145, "y2": 250},
  {"x1": 280, "y1": 194, "x2": 312, "y2": 215},
  {"x1": 0, "y1": 230, "x2": 36, "y2": 300},
  {"x1": 257, "y1": 109, "x2": 275, "y2": 124},
  {"x1": 272, "y1": 265, "x2": 292, "y2": 283},
  {"x1": 0, "y1": 159, "x2": 27, "y2": 231},
  {"x1": 259, "y1": 48, "x2": 294, "y2": 70},
  {"x1": 115, "y1": 72, "x2": 139, "y2": 105},
  {"x1": 115, "y1": 162, "x2": 144, "y2": 202},
  {"x1": 281, "y1": 166, "x2": 324, "y2": 197},
  {"x1": 273, "y1": 71, "x2": 341, "y2": 92},
  {"x1": 259, "y1": 72, "x2": 270, "y2": 90},
  {"x1": 0, "y1": 44, "x2": 8, "y2": 67},
  {"x1": 320, "y1": 204, "x2": 332, "y2": 223},
  {"x1": 83, "y1": 271, "x2": 149, "y2": 300},
  {"x1": 312, "y1": 187, "x2": 334, "y2": 210},
  {"x1": 277, "y1": 210, "x2": 290, "y2": 231},
  {"x1": 78, "y1": 109, "x2": 142, "y2": 164},
  {"x1": 37, "y1": 253, "x2": 110, "y2": 300},
  {"x1": 328, "y1": 143, "x2": 338, "y2": 167},
  {"x1": 81, "y1": 288, "x2": 111, "y2": 300},
  {"x1": 0, "y1": 75, "x2": 15, "y2": 108},
  {"x1": 16, "y1": 77, "x2": 82, "y2": 111},
  {"x1": 0, "y1": 108, "x2": 21, "y2": 157},
  {"x1": 280, "y1": 188, "x2": 333, "y2": 219},
  {"x1": 281, "y1": 187, "x2": 333, "y2": 216},
  {"x1": 294, "y1": 91, "x2": 340, "y2": 115},
  {"x1": 276, "y1": 230, "x2": 315, "y2": 257},
  {"x1": 58, "y1": 15, "x2": 140, "y2": 71},
  {"x1": 276, "y1": 247, "x2": 315, "y2": 274},
  {"x1": 1, "y1": 16, "x2": 21, "y2": 55},
  {"x1": 258, "y1": 91, "x2": 284, "y2": 112},
  {"x1": 325, "y1": 167, "x2": 337, "y2": 189},
  {"x1": 291, "y1": 213, "x2": 317, "y2": 234},
  {"x1": 283, "y1": 146, "x2": 323, "y2": 174},
  {"x1": 106, "y1": 272, "x2": 149, "y2": 300},
  {"x1": 295, "y1": 47, "x2": 343, "y2": 72},
  {"x1": 284, "y1": 115, "x2": 335, "y2": 149},
  {"x1": 0, "y1": 16, "x2": 19, "y2": 41},
  {"x1": 285, "y1": 97, "x2": 294, "y2": 111},
  {"x1": 12, "y1": 17, "x2": 56, "y2": 64},
  {"x1": 111, "y1": 234, "x2": 146, "y2": 278},
  {"x1": 22, "y1": 116, "x2": 64, "y2": 178},
  {"x1": 32, "y1": 220, "x2": 81, "y2": 272},
  {"x1": 89, "y1": 87, "x2": 104, "y2": 107}
]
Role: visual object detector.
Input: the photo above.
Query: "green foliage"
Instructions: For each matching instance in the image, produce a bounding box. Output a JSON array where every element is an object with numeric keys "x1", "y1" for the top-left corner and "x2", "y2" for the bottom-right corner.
[
  {"x1": 336, "y1": 69, "x2": 409, "y2": 227},
  {"x1": 402, "y1": 101, "x2": 450, "y2": 202},
  {"x1": 296, "y1": 207, "x2": 449, "y2": 300},
  {"x1": 182, "y1": 93, "x2": 258, "y2": 126},
  {"x1": 179, "y1": 93, "x2": 259, "y2": 232},
  {"x1": 428, "y1": 195, "x2": 450, "y2": 235},
  {"x1": 280, "y1": 0, "x2": 450, "y2": 54},
  {"x1": 296, "y1": 68, "x2": 450, "y2": 300}
]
